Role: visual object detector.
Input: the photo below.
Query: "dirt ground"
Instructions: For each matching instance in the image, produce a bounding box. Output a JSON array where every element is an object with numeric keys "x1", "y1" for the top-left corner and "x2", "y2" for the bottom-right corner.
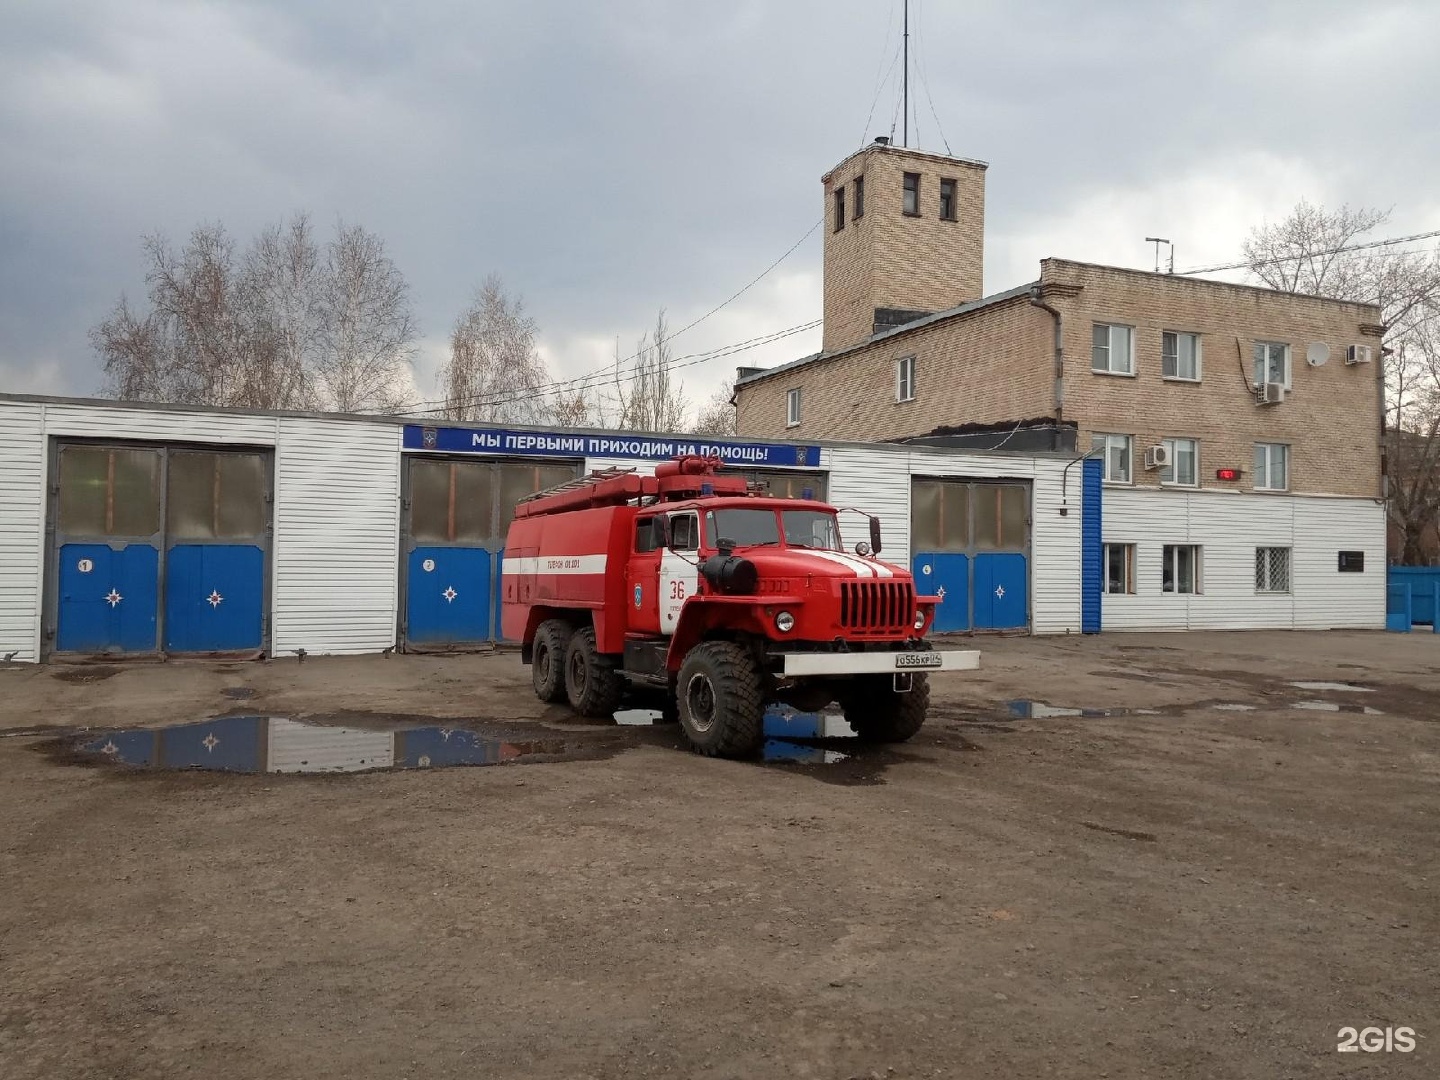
[{"x1": 0, "y1": 631, "x2": 1436, "y2": 1079}]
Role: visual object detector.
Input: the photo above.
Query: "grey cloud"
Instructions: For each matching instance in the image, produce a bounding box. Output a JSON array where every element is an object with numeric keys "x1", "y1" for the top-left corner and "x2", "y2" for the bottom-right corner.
[{"x1": 2, "y1": 0, "x2": 1436, "y2": 403}]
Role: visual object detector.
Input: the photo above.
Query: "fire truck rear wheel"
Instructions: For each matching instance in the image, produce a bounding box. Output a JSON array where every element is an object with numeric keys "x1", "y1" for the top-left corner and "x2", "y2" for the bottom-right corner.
[
  {"x1": 531, "y1": 619, "x2": 573, "y2": 704},
  {"x1": 840, "y1": 673, "x2": 931, "y2": 743},
  {"x1": 676, "y1": 641, "x2": 765, "y2": 758},
  {"x1": 563, "y1": 626, "x2": 624, "y2": 717}
]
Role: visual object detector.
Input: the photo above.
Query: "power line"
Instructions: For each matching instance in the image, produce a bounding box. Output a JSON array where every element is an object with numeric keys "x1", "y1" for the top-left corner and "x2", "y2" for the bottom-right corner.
[
  {"x1": 400, "y1": 319, "x2": 822, "y2": 418},
  {"x1": 398, "y1": 217, "x2": 822, "y2": 415},
  {"x1": 1178, "y1": 227, "x2": 1440, "y2": 276}
]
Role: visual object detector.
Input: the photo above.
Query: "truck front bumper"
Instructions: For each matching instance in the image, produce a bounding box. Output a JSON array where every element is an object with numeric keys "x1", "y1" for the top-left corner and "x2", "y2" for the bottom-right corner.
[{"x1": 779, "y1": 649, "x2": 980, "y2": 677}]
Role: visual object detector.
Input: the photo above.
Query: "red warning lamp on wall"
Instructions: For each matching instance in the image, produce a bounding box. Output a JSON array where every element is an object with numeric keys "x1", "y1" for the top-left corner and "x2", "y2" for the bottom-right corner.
[{"x1": 1215, "y1": 468, "x2": 1242, "y2": 482}]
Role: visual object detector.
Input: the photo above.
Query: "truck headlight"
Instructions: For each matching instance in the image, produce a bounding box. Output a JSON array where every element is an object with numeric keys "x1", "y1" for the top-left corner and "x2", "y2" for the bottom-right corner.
[
  {"x1": 913, "y1": 611, "x2": 926, "y2": 630},
  {"x1": 775, "y1": 611, "x2": 796, "y2": 633}
]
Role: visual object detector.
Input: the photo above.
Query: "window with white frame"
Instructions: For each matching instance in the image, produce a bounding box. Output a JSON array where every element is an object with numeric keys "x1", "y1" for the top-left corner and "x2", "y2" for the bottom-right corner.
[
  {"x1": 1255, "y1": 547, "x2": 1291, "y2": 593},
  {"x1": 1254, "y1": 341, "x2": 1291, "y2": 389},
  {"x1": 896, "y1": 355, "x2": 916, "y2": 402},
  {"x1": 786, "y1": 387, "x2": 801, "y2": 427},
  {"x1": 1162, "y1": 544, "x2": 1202, "y2": 594},
  {"x1": 1162, "y1": 331, "x2": 1201, "y2": 380},
  {"x1": 1254, "y1": 442, "x2": 1289, "y2": 491},
  {"x1": 1103, "y1": 543, "x2": 1135, "y2": 595},
  {"x1": 1161, "y1": 437, "x2": 1198, "y2": 487},
  {"x1": 1092, "y1": 323, "x2": 1135, "y2": 375},
  {"x1": 1091, "y1": 433, "x2": 1133, "y2": 484}
]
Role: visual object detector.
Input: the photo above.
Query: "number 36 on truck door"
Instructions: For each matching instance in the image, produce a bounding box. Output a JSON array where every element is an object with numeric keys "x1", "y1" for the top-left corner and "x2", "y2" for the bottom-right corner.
[{"x1": 659, "y1": 511, "x2": 700, "y2": 634}]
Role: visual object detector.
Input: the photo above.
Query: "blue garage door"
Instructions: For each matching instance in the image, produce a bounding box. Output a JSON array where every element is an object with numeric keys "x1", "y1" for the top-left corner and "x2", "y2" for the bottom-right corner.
[
  {"x1": 402, "y1": 458, "x2": 576, "y2": 649},
  {"x1": 911, "y1": 479, "x2": 1030, "y2": 633},
  {"x1": 52, "y1": 445, "x2": 269, "y2": 657}
]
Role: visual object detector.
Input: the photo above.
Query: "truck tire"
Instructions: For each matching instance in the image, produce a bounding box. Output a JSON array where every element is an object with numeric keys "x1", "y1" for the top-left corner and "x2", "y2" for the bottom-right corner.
[
  {"x1": 839, "y1": 673, "x2": 930, "y2": 743},
  {"x1": 564, "y1": 626, "x2": 623, "y2": 717},
  {"x1": 531, "y1": 619, "x2": 573, "y2": 704},
  {"x1": 676, "y1": 641, "x2": 765, "y2": 758}
]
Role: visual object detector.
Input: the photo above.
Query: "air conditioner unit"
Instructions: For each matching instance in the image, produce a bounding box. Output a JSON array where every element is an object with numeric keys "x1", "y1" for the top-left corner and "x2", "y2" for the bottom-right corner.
[
  {"x1": 1258, "y1": 381, "x2": 1285, "y2": 405},
  {"x1": 1346, "y1": 344, "x2": 1373, "y2": 365},
  {"x1": 1143, "y1": 445, "x2": 1171, "y2": 469}
]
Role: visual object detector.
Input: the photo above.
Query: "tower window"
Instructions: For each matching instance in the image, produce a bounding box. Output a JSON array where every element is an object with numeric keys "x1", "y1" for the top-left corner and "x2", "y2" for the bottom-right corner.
[
  {"x1": 853, "y1": 175, "x2": 864, "y2": 219},
  {"x1": 903, "y1": 172, "x2": 920, "y2": 216},
  {"x1": 939, "y1": 178, "x2": 957, "y2": 221},
  {"x1": 833, "y1": 187, "x2": 845, "y2": 232}
]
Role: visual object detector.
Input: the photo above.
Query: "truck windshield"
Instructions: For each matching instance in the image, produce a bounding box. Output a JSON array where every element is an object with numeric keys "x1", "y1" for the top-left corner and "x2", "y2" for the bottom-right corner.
[{"x1": 705, "y1": 508, "x2": 842, "y2": 551}]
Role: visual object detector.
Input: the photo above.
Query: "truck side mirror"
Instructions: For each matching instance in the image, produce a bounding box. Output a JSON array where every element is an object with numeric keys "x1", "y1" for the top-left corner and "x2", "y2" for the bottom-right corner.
[{"x1": 869, "y1": 516, "x2": 882, "y2": 555}]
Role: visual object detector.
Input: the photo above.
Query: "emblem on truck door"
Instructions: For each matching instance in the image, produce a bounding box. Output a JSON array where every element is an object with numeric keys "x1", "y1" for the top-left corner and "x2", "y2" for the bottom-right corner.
[{"x1": 634, "y1": 584, "x2": 643, "y2": 608}]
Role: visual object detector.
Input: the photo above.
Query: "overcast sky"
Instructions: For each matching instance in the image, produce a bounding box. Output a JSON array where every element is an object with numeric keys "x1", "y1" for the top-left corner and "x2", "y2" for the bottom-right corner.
[{"x1": 3, "y1": 0, "x2": 1438, "y2": 415}]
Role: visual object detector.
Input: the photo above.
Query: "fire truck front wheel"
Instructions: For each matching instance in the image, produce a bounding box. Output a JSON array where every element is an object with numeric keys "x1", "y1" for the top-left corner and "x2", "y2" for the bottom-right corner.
[
  {"x1": 839, "y1": 673, "x2": 931, "y2": 743},
  {"x1": 676, "y1": 642, "x2": 765, "y2": 758},
  {"x1": 531, "y1": 619, "x2": 573, "y2": 704},
  {"x1": 564, "y1": 626, "x2": 624, "y2": 717}
]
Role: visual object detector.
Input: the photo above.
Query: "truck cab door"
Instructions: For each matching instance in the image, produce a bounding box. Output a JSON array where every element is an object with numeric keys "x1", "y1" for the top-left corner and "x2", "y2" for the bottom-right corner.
[
  {"x1": 625, "y1": 515, "x2": 663, "y2": 635},
  {"x1": 658, "y1": 511, "x2": 701, "y2": 635}
]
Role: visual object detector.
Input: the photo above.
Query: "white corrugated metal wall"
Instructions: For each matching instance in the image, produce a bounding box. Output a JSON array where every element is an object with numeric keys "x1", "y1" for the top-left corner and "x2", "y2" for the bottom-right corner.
[
  {"x1": 0, "y1": 402, "x2": 46, "y2": 661},
  {"x1": 1100, "y1": 489, "x2": 1385, "y2": 630},
  {"x1": 824, "y1": 445, "x2": 1083, "y2": 634}
]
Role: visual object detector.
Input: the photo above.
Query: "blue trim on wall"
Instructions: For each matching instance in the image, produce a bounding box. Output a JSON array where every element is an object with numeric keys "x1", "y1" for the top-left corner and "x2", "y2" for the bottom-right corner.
[{"x1": 1081, "y1": 457, "x2": 1103, "y2": 634}]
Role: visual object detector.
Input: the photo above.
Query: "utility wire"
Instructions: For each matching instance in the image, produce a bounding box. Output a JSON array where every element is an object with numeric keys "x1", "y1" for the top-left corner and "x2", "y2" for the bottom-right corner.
[
  {"x1": 858, "y1": 1, "x2": 901, "y2": 146},
  {"x1": 400, "y1": 320, "x2": 821, "y2": 418},
  {"x1": 397, "y1": 217, "x2": 822, "y2": 415},
  {"x1": 913, "y1": 0, "x2": 954, "y2": 155},
  {"x1": 1178, "y1": 227, "x2": 1440, "y2": 276}
]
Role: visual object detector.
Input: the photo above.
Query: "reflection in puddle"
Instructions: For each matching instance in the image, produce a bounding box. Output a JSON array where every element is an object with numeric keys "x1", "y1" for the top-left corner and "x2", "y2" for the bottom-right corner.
[
  {"x1": 1289, "y1": 681, "x2": 1373, "y2": 693},
  {"x1": 762, "y1": 739, "x2": 849, "y2": 764},
  {"x1": 613, "y1": 704, "x2": 857, "y2": 766},
  {"x1": 76, "y1": 715, "x2": 583, "y2": 774},
  {"x1": 1006, "y1": 700, "x2": 1159, "y2": 719},
  {"x1": 613, "y1": 709, "x2": 663, "y2": 727},
  {"x1": 1292, "y1": 701, "x2": 1383, "y2": 715},
  {"x1": 1213, "y1": 704, "x2": 1258, "y2": 712}
]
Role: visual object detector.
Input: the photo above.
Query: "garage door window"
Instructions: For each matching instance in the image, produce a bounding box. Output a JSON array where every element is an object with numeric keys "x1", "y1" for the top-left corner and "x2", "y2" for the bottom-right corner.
[{"x1": 58, "y1": 446, "x2": 160, "y2": 537}]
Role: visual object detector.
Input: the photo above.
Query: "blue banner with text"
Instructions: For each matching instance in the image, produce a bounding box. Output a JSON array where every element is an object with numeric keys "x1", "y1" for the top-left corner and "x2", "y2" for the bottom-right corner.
[{"x1": 402, "y1": 425, "x2": 821, "y2": 468}]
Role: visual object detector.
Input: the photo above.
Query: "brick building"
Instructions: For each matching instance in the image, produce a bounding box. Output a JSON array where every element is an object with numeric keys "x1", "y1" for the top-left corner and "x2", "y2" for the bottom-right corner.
[{"x1": 734, "y1": 141, "x2": 1387, "y2": 631}]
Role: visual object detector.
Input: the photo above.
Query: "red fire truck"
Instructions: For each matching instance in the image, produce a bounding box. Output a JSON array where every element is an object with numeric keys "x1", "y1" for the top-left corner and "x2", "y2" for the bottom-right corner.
[{"x1": 501, "y1": 456, "x2": 979, "y2": 757}]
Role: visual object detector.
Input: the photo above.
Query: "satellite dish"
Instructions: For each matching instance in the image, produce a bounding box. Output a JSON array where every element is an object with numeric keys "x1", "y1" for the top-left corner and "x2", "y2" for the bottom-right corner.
[{"x1": 1306, "y1": 342, "x2": 1331, "y2": 367}]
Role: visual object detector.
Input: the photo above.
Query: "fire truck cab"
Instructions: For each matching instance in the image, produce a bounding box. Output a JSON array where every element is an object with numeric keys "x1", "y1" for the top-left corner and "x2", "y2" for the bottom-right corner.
[{"x1": 501, "y1": 456, "x2": 979, "y2": 758}]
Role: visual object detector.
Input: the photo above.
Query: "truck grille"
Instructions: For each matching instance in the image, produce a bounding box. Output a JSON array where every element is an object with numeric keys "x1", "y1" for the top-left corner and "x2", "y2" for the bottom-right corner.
[{"x1": 839, "y1": 581, "x2": 914, "y2": 633}]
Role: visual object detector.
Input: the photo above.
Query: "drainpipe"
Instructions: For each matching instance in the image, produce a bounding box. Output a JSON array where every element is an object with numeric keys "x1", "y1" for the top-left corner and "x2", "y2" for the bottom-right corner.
[{"x1": 1029, "y1": 286, "x2": 1064, "y2": 449}]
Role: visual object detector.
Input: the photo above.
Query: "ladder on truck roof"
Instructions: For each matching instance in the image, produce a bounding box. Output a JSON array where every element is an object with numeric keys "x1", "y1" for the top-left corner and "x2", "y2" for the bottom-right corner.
[
  {"x1": 514, "y1": 465, "x2": 655, "y2": 519},
  {"x1": 517, "y1": 466, "x2": 637, "y2": 506}
]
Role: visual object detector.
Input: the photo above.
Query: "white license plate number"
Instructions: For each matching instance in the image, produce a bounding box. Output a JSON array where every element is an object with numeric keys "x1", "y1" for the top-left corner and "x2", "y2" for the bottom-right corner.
[{"x1": 895, "y1": 652, "x2": 942, "y2": 670}]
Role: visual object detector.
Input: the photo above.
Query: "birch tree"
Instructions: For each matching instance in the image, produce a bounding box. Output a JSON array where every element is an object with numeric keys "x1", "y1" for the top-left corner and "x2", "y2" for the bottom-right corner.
[{"x1": 438, "y1": 275, "x2": 553, "y2": 425}]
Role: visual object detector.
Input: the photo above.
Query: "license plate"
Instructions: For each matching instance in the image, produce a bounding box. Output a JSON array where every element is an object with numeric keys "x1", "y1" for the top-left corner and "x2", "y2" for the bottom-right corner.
[{"x1": 895, "y1": 652, "x2": 942, "y2": 669}]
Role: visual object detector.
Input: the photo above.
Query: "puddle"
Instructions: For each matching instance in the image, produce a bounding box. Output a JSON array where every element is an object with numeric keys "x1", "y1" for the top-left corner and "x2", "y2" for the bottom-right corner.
[
  {"x1": 1213, "y1": 703, "x2": 1258, "y2": 712},
  {"x1": 52, "y1": 666, "x2": 123, "y2": 684},
  {"x1": 614, "y1": 703, "x2": 858, "y2": 747},
  {"x1": 1006, "y1": 700, "x2": 1160, "y2": 719},
  {"x1": 1289, "y1": 681, "x2": 1374, "y2": 693},
  {"x1": 1291, "y1": 701, "x2": 1383, "y2": 715},
  {"x1": 222, "y1": 687, "x2": 256, "y2": 700},
  {"x1": 762, "y1": 739, "x2": 850, "y2": 764},
  {"x1": 68, "y1": 715, "x2": 599, "y2": 774},
  {"x1": 613, "y1": 708, "x2": 664, "y2": 726}
]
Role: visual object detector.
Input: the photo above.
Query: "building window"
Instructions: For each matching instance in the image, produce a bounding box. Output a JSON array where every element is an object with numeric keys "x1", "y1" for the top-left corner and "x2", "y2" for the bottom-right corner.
[
  {"x1": 1254, "y1": 341, "x2": 1291, "y2": 389},
  {"x1": 1103, "y1": 543, "x2": 1135, "y2": 595},
  {"x1": 1161, "y1": 437, "x2": 1198, "y2": 487},
  {"x1": 1255, "y1": 547, "x2": 1292, "y2": 594},
  {"x1": 854, "y1": 175, "x2": 864, "y2": 219},
  {"x1": 903, "y1": 172, "x2": 920, "y2": 216},
  {"x1": 1092, "y1": 323, "x2": 1135, "y2": 375},
  {"x1": 1091, "y1": 433, "x2": 1133, "y2": 484},
  {"x1": 1254, "y1": 443, "x2": 1289, "y2": 491},
  {"x1": 939, "y1": 178, "x2": 956, "y2": 220},
  {"x1": 1162, "y1": 544, "x2": 1202, "y2": 594},
  {"x1": 833, "y1": 187, "x2": 845, "y2": 232},
  {"x1": 1162, "y1": 331, "x2": 1201, "y2": 380},
  {"x1": 786, "y1": 388, "x2": 801, "y2": 427},
  {"x1": 896, "y1": 355, "x2": 916, "y2": 402}
]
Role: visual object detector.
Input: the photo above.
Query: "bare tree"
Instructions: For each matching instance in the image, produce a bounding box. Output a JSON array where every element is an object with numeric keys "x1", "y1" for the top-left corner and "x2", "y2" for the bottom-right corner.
[
  {"x1": 93, "y1": 216, "x2": 417, "y2": 413},
  {"x1": 314, "y1": 222, "x2": 416, "y2": 413},
  {"x1": 692, "y1": 377, "x2": 737, "y2": 436},
  {"x1": 1243, "y1": 201, "x2": 1440, "y2": 561},
  {"x1": 611, "y1": 311, "x2": 690, "y2": 432},
  {"x1": 438, "y1": 275, "x2": 553, "y2": 425}
]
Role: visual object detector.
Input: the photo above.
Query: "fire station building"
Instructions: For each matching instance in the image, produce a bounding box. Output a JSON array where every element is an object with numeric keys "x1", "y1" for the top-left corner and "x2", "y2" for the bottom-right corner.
[
  {"x1": 734, "y1": 141, "x2": 1388, "y2": 632},
  {"x1": 1, "y1": 393, "x2": 1107, "y2": 662}
]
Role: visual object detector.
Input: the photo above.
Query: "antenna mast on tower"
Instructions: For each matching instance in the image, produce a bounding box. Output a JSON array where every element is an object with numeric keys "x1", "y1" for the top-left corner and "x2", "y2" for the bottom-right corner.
[{"x1": 902, "y1": 0, "x2": 909, "y2": 147}]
